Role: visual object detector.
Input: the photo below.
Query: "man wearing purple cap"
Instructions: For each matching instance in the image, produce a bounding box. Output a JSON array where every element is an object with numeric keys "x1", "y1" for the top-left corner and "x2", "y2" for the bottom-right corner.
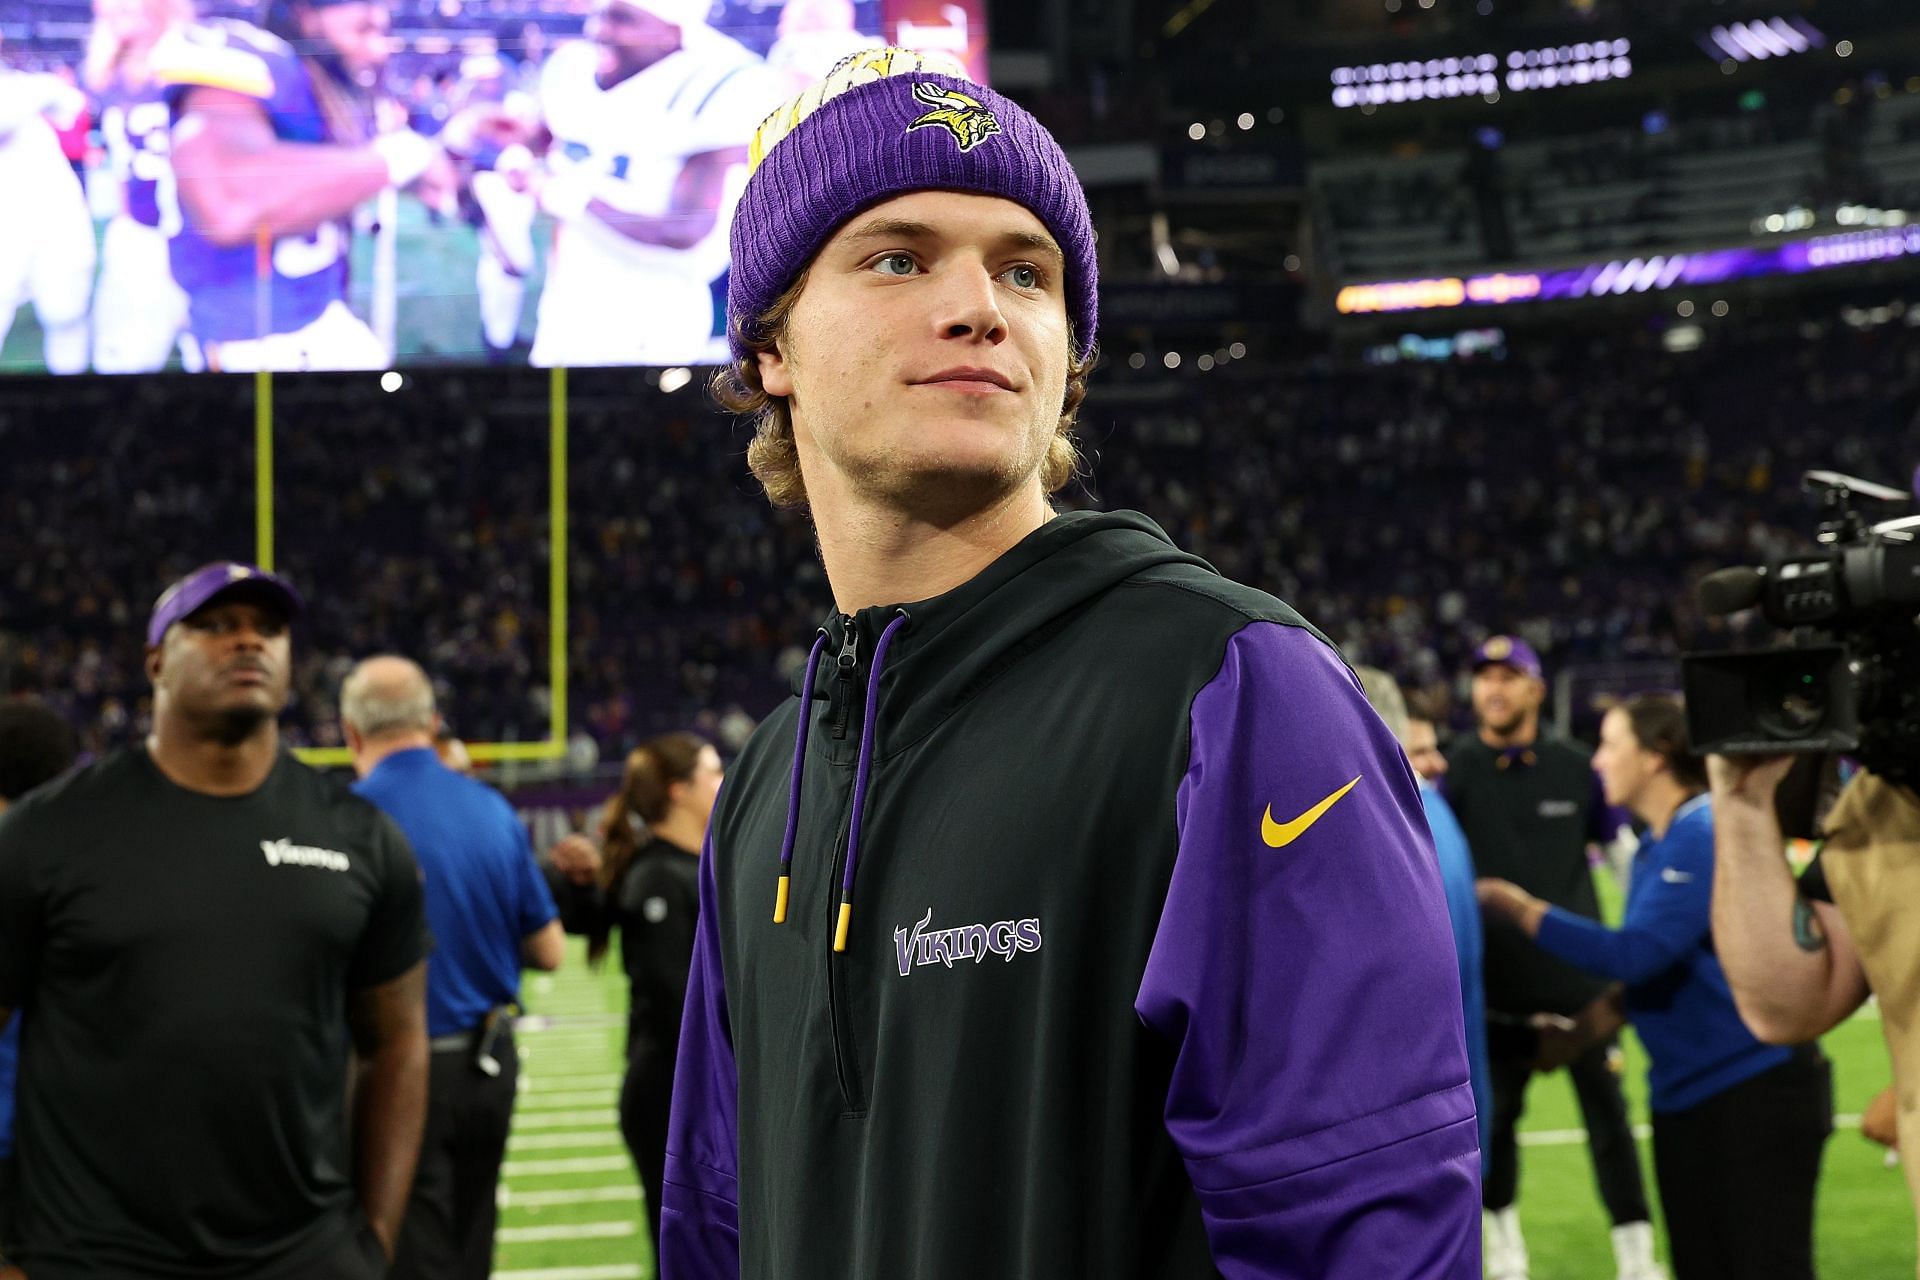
[
  {"x1": 0, "y1": 562, "x2": 430, "y2": 1279},
  {"x1": 661, "y1": 49, "x2": 1480, "y2": 1279},
  {"x1": 1445, "y1": 636, "x2": 1661, "y2": 1280}
]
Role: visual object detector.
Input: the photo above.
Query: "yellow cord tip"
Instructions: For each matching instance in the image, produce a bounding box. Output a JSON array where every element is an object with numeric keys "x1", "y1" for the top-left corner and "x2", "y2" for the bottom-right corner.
[
  {"x1": 773, "y1": 875, "x2": 791, "y2": 925},
  {"x1": 833, "y1": 901, "x2": 853, "y2": 953}
]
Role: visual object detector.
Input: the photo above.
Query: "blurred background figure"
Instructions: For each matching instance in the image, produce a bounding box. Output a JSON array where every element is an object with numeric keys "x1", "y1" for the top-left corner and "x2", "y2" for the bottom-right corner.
[
  {"x1": 0, "y1": 38, "x2": 94, "y2": 373},
  {"x1": 1357, "y1": 666, "x2": 1492, "y2": 1164},
  {"x1": 549, "y1": 732, "x2": 721, "y2": 1254},
  {"x1": 1479, "y1": 694, "x2": 1833, "y2": 1280},
  {"x1": 0, "y1": 698, "x2": 79, "y2": 1265},
  {"x1": 343, "y1": 654, "x2": 564, "y2": 1280},
  {"x1": 1446, "y1": 636, "x2": 1661, "y2": 1280}
]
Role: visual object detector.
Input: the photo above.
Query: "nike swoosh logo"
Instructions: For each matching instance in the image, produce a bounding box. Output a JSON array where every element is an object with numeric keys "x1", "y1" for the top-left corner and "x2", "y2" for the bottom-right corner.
[{"x1": 1262, "y1": 776, "x2": 1362, "y2": 848}]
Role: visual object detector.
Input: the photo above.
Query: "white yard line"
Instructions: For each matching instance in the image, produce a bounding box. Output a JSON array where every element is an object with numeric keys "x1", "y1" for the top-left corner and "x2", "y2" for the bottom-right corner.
[
  {"x1": 520, "y1": 1073, "x2": 622, "y2": 1090},
  {"x1": 1519, "y1": 1114, "x2": 1860, "y2": 1147},
  {"x1": 502, "y1": 1154, "x2": 633, "y2": 1177},
  {"x1": 497, "y1": 1221, "x2": 637, "y2": 1243},
  {"x1": 510, "y1": 1130, "x2": 630, "y2": 1152},
  {"x1": 516, "y1": 1089, "x2": 618, "y2": 1110},
  {"x1": 512, "y1": 1108, "x2": 620, "y2": 1130},
  {"x1": 501, "y1": 1185, "x2": 641, "y2": 1209},
  {"x1": 495, "y1": 1266, "x2": 644, "y2": 1279}
]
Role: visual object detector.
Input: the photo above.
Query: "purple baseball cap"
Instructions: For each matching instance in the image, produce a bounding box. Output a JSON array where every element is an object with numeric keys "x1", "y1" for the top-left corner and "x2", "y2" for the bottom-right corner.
[
  {"x1": 1471, "y1": 634, "x2": 1543, "y2": 680},
  {"x1": 147, "y1": 562, "x2": 303, "y2": 648},
  {"x1": 727, "y1": 48, "x2": 1097, "y2": 363}
]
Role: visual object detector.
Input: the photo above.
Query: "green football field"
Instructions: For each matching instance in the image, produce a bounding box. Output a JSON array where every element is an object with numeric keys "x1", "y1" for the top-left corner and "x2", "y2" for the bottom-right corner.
[{"x1": 501, "y1": 919, "x2": 1914, "y2": 1279}]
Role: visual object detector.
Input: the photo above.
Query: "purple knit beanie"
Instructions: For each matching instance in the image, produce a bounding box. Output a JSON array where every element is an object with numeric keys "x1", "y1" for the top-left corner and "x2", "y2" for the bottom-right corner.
[{"x1": 728, "y1": 48, "x2": 1097, "y2": 363}]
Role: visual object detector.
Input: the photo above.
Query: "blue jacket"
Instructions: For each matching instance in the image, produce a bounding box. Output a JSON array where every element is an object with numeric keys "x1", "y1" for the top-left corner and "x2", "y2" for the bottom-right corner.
[
  {"x1": 1422, "y1": 784, "x2": 1490, "y2": 1156},
  {"x1": 354, "y1": 748, "x2": 557, "y2": 1038},
  {"x1": 1534, "y1": 795, "x2": 1789, "y2": 1113}
]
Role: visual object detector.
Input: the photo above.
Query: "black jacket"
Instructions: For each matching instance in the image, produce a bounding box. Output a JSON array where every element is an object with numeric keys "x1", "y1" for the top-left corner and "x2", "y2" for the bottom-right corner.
[{"x1": 660, "y1": 511, "x2": 1479, "y2": 1279}]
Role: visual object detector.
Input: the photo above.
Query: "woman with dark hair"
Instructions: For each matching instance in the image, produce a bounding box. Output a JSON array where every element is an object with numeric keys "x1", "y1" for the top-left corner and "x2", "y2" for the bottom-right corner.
[
  {"x1": 557, "y1": 732, "x2": 722, "y2": 1249},
  {"x1": 1478, "y1": 695, "x2": 1832, "y2": 1279}
]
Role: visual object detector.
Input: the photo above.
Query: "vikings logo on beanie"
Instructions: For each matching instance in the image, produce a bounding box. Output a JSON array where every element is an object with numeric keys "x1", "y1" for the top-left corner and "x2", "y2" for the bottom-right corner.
[{"x1": 726, "y1": 47, "x2": 1098, "y2": 363}]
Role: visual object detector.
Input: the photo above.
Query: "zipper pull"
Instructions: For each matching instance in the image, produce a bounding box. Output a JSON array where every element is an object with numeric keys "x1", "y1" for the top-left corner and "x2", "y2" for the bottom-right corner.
[{"x1": 832, "y1": 616, "x2": 858, "y2": 740}]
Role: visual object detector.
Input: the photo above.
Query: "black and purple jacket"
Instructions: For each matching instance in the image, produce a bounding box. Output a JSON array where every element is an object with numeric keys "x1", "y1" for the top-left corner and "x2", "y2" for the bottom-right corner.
[{"x1": 661, "y1": 510, "x2": 1480, "y2": 1278}]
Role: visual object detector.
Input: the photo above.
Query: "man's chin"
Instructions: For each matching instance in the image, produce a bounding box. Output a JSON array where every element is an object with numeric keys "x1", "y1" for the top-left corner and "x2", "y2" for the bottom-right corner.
[{"x1": 201, "y1": 698, "x2": 282, "y2": 746}]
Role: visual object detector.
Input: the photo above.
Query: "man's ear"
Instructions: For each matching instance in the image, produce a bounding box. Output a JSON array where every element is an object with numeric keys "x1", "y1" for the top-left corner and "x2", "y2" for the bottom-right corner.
[
  {"x1": 144, "y1": 644, "x2": 164, "y2": 686},
  {"x1": 757, "y1": 343, "x2": 792, "y2": 399}
]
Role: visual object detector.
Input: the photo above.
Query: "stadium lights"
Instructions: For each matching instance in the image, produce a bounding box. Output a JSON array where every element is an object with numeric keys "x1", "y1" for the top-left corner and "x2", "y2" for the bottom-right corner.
[
  {"x1": 1334, "y1": 227, "x2": 1920, "y2": 316},
  {"x1": 1330, "y1": 41, "x2": 1629, "y2": 109},
  {"x1": 658, "y1": 367, "x2": 693, "y2": 394},
  {"x1": 1699, "y1": 17, "x2": 1824, "y2": 64}
]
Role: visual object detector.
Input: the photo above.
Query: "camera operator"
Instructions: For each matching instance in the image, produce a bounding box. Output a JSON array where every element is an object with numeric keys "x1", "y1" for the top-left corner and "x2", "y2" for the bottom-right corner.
[{"x1": 1708, "y1": 754, "x2": 1917, "y2": 1260}]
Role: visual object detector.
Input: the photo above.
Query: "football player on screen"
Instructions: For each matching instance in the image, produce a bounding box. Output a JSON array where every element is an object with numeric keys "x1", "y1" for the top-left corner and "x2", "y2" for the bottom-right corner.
[
  {"x1": 521, "y1": 0, "x2": 787, "y2": 367},
  {"x1": 0, "y1": 36, "x2": 96, "y2": 375},
  {"x1": 85, "y1": 0, "x2": 200, "y2": 373},
  {"x1": 155, "y1": 0, "x2": 459, "y2": 371}
]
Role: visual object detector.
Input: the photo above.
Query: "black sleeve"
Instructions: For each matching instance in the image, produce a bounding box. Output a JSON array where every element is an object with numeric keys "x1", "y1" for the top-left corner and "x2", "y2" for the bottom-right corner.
[
  {"x1": 1796, "y1": 847, "x2": 1832, "y2": 905},
  {"x1": 544, "y1": 861, "x2": 608, "y2": 937},
  {"x1": 0, "y1": 806, "x2": 43, "y2": 1010},
  {"x1": 347, "y1": 811, "x2": 433, "y2": 989},
  {"x1": 617, "y1": 860, "x2": 699, "y2": 1014}
]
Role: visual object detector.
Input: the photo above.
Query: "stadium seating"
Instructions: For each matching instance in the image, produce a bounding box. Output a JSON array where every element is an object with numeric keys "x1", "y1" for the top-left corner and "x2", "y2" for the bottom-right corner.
[{"x1": 3, "y1": 310, "x2": 1913, "y2": 761}]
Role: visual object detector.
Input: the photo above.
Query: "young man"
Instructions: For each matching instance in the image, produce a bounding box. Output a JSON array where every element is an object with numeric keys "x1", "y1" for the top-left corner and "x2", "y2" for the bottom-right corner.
[
  {"x1": 662, "y1": 49, "x2": 1480, "y2": 1279},
  {"x1": 1443, "y1": 636, "x2": 1660, "y2": 1280},
  {"x1": 158, "y1": 0, "x2": 456, "y2": 370},
  {"x1": 0, "y1": 563, "x2": 430, "y2": 1279},
  {"x1": 343, "y1": 655, "x2": 564, "y2": 1280}
]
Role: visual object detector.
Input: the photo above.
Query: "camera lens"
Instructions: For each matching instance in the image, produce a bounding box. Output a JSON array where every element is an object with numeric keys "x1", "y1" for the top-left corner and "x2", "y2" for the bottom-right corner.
[{"x1": 1754, "y1": 669, "x2": 1828, "y2": 740}]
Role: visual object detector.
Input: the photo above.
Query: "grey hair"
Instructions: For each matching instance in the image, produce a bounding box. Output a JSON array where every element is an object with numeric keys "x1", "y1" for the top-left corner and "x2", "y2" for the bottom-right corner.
[
  {"x1": 340, "y1": 655, "x2": 437, "y2": 739},
  {"x1": 1352, "y1": 665, "x2": 1409, "y2": 743}
]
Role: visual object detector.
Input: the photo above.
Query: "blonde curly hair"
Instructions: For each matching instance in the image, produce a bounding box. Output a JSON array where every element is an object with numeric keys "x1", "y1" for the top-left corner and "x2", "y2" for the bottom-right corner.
[{"x1": 711, "y1": 270, "x2": 1095, "y2": 509}]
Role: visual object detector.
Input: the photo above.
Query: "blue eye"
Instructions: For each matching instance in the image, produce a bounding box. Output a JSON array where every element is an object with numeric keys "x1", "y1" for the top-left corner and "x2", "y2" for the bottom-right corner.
[
  {"x1": 873, "y1": 253, "x2": 918, "y2": 276},
  {"x1": 1005, "y1": 264, "x2": 1040, "y2": 289}
]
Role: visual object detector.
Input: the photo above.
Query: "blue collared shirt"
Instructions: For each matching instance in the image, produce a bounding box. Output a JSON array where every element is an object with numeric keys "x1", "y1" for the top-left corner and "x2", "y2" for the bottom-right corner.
[{"x1": 353, "y1": 748, "x2": 557, "y2": 1037}]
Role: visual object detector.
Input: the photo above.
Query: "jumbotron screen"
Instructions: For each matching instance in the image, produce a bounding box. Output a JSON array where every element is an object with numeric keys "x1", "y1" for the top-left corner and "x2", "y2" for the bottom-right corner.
[{"x1": 0, "y1": 0, "x2": 989, "y2": 374}]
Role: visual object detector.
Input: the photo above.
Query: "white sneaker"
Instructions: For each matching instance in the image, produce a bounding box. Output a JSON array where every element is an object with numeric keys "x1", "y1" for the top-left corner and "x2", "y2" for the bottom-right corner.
[
  {"x1": 1611, "y1": 1220, "x2": 1667, "y2": 1280},
  {"x1": 1483, "y1": 1207, "x2": 1529, "y2": 1280}
]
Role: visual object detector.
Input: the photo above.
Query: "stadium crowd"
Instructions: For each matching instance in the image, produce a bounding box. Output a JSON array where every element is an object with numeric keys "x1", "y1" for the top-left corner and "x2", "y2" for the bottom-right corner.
[{"x1": 2, "y1": 310, "x2": 1914, "y2": 761}]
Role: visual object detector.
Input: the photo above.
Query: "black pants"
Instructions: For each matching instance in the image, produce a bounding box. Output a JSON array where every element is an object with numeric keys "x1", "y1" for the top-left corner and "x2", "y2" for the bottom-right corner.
[
  {"x1": 391, "y1": 1031, "x2": 519, "y2": 1280},
  {"x1": 1652, "y1": 1047, "x2": 1832, "y2": 1280},
  {"x1": 1484, "y1": 1025, "x2": 1652, "y2": 1224},
  {"x1": 620, "y1": 1048, "x2": 674, "y2": 1250}
]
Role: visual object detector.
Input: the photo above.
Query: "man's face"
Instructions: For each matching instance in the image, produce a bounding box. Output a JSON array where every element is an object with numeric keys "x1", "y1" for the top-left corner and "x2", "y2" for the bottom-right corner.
[
  {"x1": 1404, "y1": 718, "x2": 1448, "y2": 783},
  {"x1": 146, "y1": 598, "x2": 292, "y2": 738},
  {"x1": 1470, "y1": 663, "x2": 1542, "y2": 737},
  {"x1": 301, "y1": 2, "x2": 392, "y2": 83},
  {"x1": 585, "y1": 0, "x2": 679, "y2": 88},
  {"x1": 760, "y1": 189, "x2": 1071, "y2": 521}
]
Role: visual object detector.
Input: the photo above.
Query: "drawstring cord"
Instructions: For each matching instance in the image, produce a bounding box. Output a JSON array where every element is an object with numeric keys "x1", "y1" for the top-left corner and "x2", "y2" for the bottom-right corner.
[
  {"x1": 769, "y1": 612, "x2": 910, "y2": 953},
  {"x1": 772, "y1": 631, "x2": 830, "y2": 925},
  {"x1": 836, "y1": 612, "x2": 908, "y2": 951}
]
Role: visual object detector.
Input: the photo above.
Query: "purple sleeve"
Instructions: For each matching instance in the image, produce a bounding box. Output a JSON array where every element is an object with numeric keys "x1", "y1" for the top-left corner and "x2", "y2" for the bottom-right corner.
[
  {"x1": 1135, "y1": 622, "x2": 1481, "y2": 1279},
  {"x1": 659, "y1": 834, "x2": 741, "y2": 1278}
]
